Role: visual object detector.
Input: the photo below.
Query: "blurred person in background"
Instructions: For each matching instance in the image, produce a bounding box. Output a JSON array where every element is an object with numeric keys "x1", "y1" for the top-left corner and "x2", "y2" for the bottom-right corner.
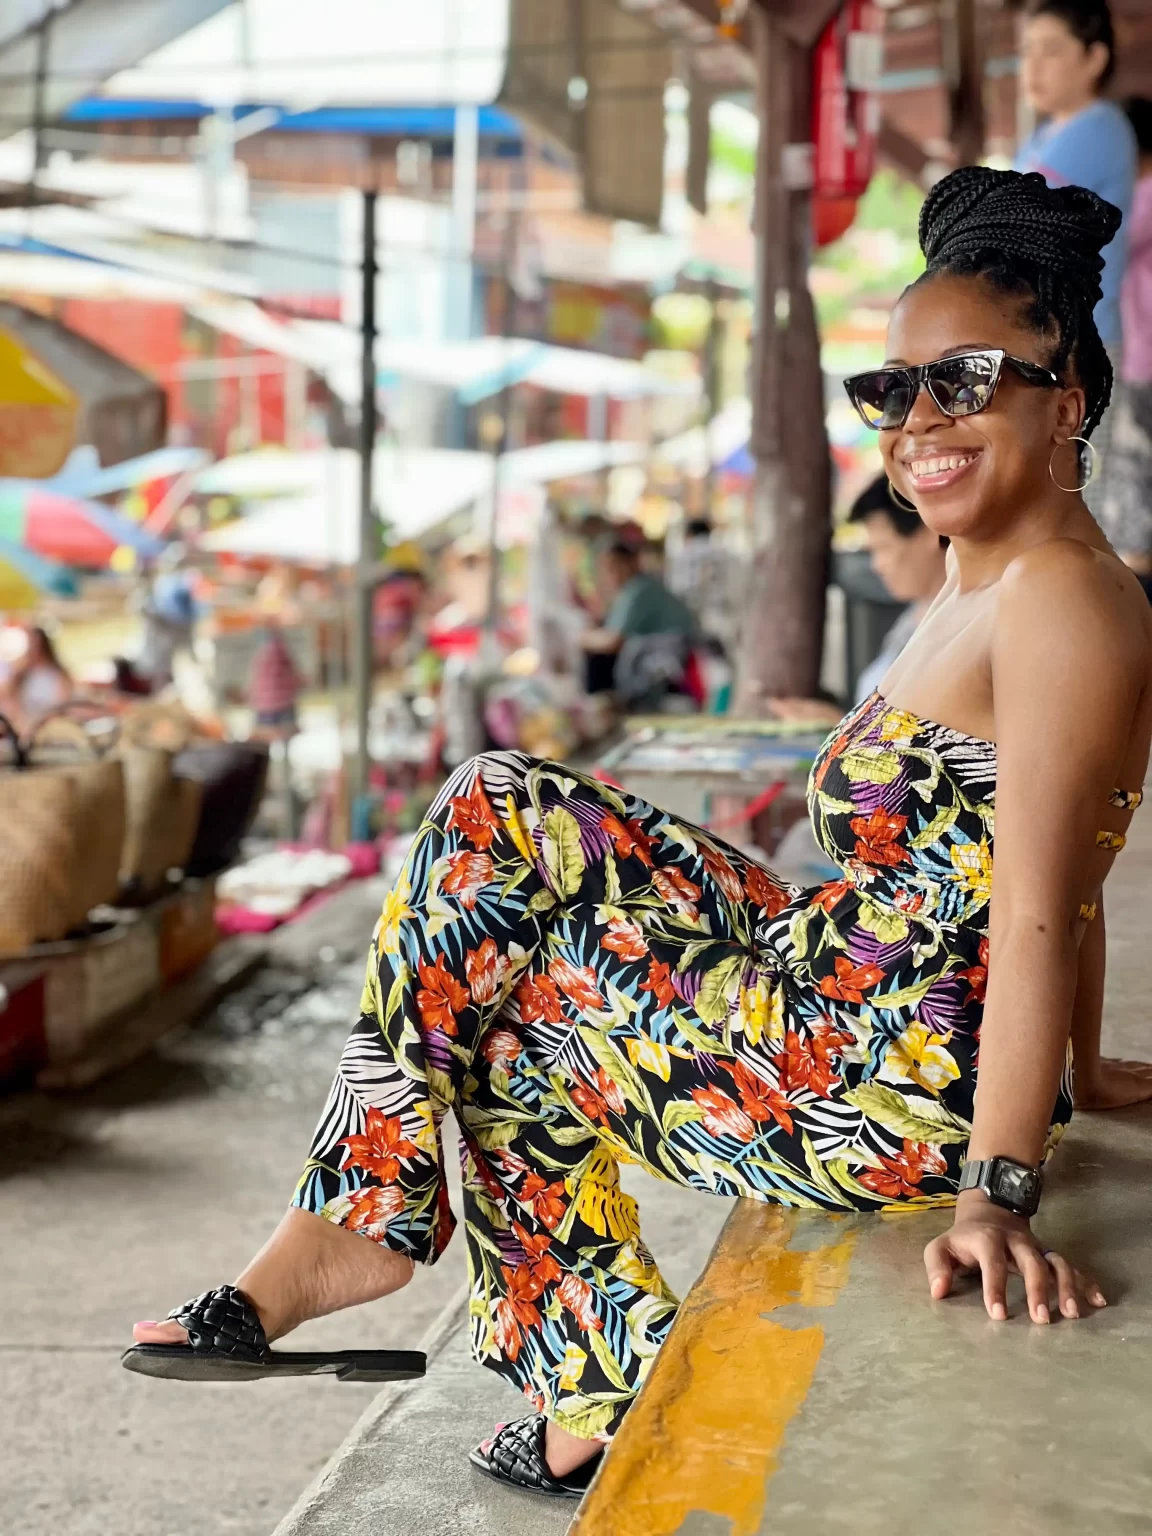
[
  {"x1": 666, "y1": 516, "x2": 736, "y2": 652},
  {"x1": 248, "y1": 619, "x2": 302, "y2": 741},
  {"x1": 137, "y1": 548, "x2": 198, "y2": 690},
  {"x1": 1101, "y1": 98, "x2": 1152, "y2": 596},
  {"x1": 580, "y1": 540, "x2": 695, "y2": 697},
  {"x1": 0, "y1": 624, "x2": 72, "y2": 731},
  {"x1": 850, "y1": 474, "x2": 949, "y2": 703},
  {"x1": 1016, "y1": 0, "x2": 1136, "y2": 509}
]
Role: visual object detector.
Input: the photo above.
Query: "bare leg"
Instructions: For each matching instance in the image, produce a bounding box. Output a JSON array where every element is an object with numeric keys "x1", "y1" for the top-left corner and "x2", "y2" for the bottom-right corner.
[{"x1": 132, "y1": 1208, "x2": 414, "y2": 1346}]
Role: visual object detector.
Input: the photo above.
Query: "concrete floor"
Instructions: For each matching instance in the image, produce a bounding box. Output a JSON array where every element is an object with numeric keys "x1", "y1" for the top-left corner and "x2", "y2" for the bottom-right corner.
[{"x1": 0, "y1": 883, "x2": 467, "y2": 1536}]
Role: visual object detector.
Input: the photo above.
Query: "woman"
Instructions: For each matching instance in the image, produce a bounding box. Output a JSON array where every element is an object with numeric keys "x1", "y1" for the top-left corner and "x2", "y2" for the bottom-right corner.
[
  {"x1": 1, "y1": 625, "x2": 72, "y2": 732},
  {"x1": 125, "y1": 169, "x2": 1152, "y2": 1498},
  {"x1": 1102, "y1": 98, "x2": 1152, "y2": 591}
]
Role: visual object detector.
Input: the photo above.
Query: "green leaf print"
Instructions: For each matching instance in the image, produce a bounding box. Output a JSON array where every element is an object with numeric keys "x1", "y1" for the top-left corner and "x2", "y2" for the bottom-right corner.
[
  {"x1": 800, "y1": 1131, "x2": 853, "y2": 1207},
  {"x1": 843, "y1": 1082, "x2": 971, "y2": 1144},
  {"x1": 841, "y1": 747, "x2": 901, "y2": 784},
  {"x1": 604, "y1": 847, "x2": 622, "y2": 905},
  {"x1": 661, "y1": 1098, "x2": 706, "y2": 1136},
  {"x1": 542, "y1": 806, "x2": 586, "y2": 897},
  {"x1": 587, "y1": 1323, "x2": 634, "y2": 1393},
  {"x1": 500, "y1": 864, "x2": 532, "y2": 899},
  {"x1": 577, "y1": 1028, "x2": 654, "y2": 1115},
  {"x1": 694, "y1": 953, "x2": 744, "y2": 1025},
  {"x1": 857, "y1": 901, "x2": 909, "y2": 945},
  {"x1": 870, "y1": 974, "x2": 938, "y2": 1012},
  {"x1": 553, "y1": 1398, "x2": 622, "y2": 1440},
  {"x1": 909, "y1": 800, "x2": 959, "y2": 851},
  {"x1": 827, "y1": 1157, "x2": 886, "y2": 1203},
  {"x1": 525, "y1": 886, "x2": 557, "y2": 916}
]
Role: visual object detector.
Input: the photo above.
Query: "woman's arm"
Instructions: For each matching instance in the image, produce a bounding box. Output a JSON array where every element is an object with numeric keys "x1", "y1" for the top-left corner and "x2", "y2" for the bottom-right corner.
[{"x1": 924, "y1": 541, "x2": 1145, "y2": 1322}]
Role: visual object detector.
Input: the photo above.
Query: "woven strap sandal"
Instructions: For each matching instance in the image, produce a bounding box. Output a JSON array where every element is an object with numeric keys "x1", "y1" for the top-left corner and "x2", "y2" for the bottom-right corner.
[
  {"x1": 468, "y1": 1414, "x2": 604, "y2": 1500},
  {"x1": 120, "y1": 1284, "x2": 426, "y2": 1384}
]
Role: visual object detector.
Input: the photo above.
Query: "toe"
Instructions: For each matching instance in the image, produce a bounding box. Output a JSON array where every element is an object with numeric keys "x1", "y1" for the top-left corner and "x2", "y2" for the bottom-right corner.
[{"x1": 132, "y1": 1320, "x2": 189, "y2": 1345}]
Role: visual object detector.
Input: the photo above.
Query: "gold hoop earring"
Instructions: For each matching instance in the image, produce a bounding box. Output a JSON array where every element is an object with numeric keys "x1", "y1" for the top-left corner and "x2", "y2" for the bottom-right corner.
[
  {"x1": 887, "y1": 480, "x2": 917, "y2": 513},
  {"x1": 1049, "y1": 436, "x2": 1098, "y2": 494}
]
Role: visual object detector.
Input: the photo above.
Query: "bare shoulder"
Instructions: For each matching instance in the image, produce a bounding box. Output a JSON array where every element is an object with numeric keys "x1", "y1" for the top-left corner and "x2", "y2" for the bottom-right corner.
[{"x1": 998, "y1": 539, "x2": 1150, "y2": 672}]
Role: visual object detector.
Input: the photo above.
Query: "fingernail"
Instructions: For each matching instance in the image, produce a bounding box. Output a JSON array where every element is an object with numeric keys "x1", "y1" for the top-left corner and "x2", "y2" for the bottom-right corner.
[
  {"x1": 992, "y1": 1303, "x2": 1007, "y2": 1321},
  {"x1": 1065, "y1": 1302, "x2": 1079, "y2": 1318},
  {"x1": 1036, "y1": 1306, "x2": 1050, "y2": 1324},
  {"x1": 1092, "y1": 1293, "x2": 1108, "y2": 1307},
  {"x1": 137, "y1": 1320, "x2": 157, "y2": 1327}
]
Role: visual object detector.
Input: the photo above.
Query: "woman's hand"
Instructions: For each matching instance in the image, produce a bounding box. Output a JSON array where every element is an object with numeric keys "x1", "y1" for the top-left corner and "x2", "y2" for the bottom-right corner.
[
  {"x1": 1074, "y1": 1057, "x2": 1152, "y2": 1110},
  {"x1": 923, "y1": 1192, "x2": 1106, "y2": 1323}
]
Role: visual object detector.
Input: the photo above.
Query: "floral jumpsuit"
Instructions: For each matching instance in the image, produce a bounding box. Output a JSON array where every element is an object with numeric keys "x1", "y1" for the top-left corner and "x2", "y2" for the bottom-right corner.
[{"x1": 294, "y1": 693, "x2": 1074, "y2": 1441}]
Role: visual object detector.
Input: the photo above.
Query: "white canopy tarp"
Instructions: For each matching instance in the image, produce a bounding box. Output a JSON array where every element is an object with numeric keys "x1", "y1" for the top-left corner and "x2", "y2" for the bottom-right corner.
[{"x1": 651, "y1": 399, "x2": 752, "y2": 474}]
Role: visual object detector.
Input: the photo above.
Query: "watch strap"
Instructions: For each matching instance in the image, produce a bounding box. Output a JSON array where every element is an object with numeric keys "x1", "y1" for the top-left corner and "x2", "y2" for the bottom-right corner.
[{"x1": 958, "y1": 1158, "x2": 990, "y2": 1195}]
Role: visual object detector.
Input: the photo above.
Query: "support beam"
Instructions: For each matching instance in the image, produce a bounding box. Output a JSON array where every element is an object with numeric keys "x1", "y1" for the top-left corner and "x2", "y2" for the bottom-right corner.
[
  {"x1": 351, "y1": 190, "x2": 378, "y2": 813},
  {"x1": 942, "y1": 0, "x2": 985, "y2": 166},
  {"x1": 735, "y1": 4, "x2": 831, "y2": 710}
]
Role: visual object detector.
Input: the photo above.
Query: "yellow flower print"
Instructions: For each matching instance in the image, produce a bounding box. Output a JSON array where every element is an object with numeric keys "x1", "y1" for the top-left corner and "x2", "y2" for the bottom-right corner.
[
  {"x1": 950, "y1": 839, "x2": 992, "y2": 902},
  {"x1": 558, "y1": 1341, "x2": 588, "y2": 1392},
  {"x1": 736, "y1": 976, "x2": 785, "y2": 1046},
  {"x1": 502, "y1": 793, "x2": 538, "y2": 867},
  {"x1": 625, "y1": 1035, "x2": 672, "y2": 1081},
  {"x1": 879, "y1": 709, "x2": 919, "y2": 744},
  {"x1": 611, "y1": 1239, "x2": 672, "y2": 1298},
  {"x1": 410, "y1": 1097, "x2": 439, "y2": 1156},
  {"x1": 377, "y1": 871, "x2": 415, "y2": 957},
  {"x1": 879, "y1": 1021, "x2": 961, "y2": 1095}
]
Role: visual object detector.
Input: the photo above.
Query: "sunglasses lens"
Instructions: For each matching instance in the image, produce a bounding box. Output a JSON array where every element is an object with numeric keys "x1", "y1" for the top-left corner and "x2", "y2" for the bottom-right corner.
[
  {"x1": 929, "y1": 355, "x2": 997, "y2": 417},
  {"x1": 852, "y1": 371, "x2": 911, "y2": 430}
]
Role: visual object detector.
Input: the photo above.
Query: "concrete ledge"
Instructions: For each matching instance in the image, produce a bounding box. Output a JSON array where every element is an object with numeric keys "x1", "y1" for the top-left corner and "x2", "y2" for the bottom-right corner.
[
  {"x1": 572, "y1": 1112, "x2": 1152, "y2": 1536},
  {"x1": 272, "y1": 1285, "x2": 575, "y2": 1536}
]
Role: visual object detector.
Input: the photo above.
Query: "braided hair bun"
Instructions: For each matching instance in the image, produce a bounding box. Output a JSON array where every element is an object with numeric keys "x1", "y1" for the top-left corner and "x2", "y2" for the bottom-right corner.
[{"x1": 915, "y1": 166, "x2": 1122, "y2": 437}]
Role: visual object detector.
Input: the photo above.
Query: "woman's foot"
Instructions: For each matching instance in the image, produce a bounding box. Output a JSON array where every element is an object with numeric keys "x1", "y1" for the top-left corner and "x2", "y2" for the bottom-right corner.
[
  {"x1": 132, "y1": 1208, "x2": 415, "y2": 1347},
  {"x1": 545, "y1": 1422, "x2": 603, "y2": 1478}
]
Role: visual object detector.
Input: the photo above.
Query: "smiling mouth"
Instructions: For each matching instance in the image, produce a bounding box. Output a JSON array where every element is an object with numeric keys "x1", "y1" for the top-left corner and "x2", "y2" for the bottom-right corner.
[{"x1": 903, "y1": 452, "x2": 981, "y2": 482}]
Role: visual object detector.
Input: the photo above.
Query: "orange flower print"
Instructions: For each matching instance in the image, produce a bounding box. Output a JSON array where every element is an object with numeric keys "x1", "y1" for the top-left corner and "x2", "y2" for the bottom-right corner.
[
  {"x1": 651, "y1": 867, "x2": 702, "y2": 918},
  {"x1": 520, "y1": 1170, "x2": 567, "y2": 1228},
  {"x1": 857, "y1": 1139, "x2": 947, "y2": 1199},
  {"x1": 960, "y1": 936, "x2": 989, "y2": 1005},
  {"x1": 700, "y1": 845, "x2": 744, "y2": 903},
  {"x1": 570, "y1": 1070, "x2": 625, "y2": 1123},
  {"x1": 817, "y1": 955, "x2": 886, "y2": 1006},
  {"x1": 465, "y1": 936, "x2": 511, "y2": 1004},
  {"x1": 813, "y1": 727, "x2": 851, "y2": 791},
  {"x1": 600, "y1": 814, "x2": 657, "y2": 867},
  {"x1": 513, "y1": 1223, "x2": 564, "y2": 1287},
  {"x1": 594, "y1": 1067, "x2": 626, "y2": 1115},
  {"x1": 446, "y1": 774, "x2": 501, "y2": 850},
  {"x1": 515, "y1": 971, "x2": 564, "y2": 1025},
  {"x1": 343, "y1": 1183, "x2": 405, "y2": 1237},
  {"x1": 811, "y1": 878, "x2": 853, "y2": 914},
  {"x1": 720, "y1": 1059, "x2": 794, "y2": 1134},
  {"x1": 493, "y1": 1269, "x2": 543, "y2": 1364},
  {"x1": 557, "y1": 1272, "x2": 603, "y2": 1332},
  {"x1": 442, "y1": 849, "x2": 495, "y2": 910},
  {"x1": 745, "y1": 863, "x2": 791, "y2": 917},
  {"x1": 600, "y1": 915, "x2": 649, "y2": 962},
  {"x1": 547, "y1": 956, "x2": 604, "y2": 1011},
  {"x1": 339, "y1": 1107, "x2": 419, "y2": 1182},
  {"x1": 690, "y1": 1084, "x2": 756, "y2": 1142},
  {"x1": 774, "y1": 1028, "x2": 842, "y2": 1098},
  {"x1": 640, "y1": 957, "x2": 677, "y2": 1007},
  {"x1": 850, "y1": 808, "x2": 911, "y2": 868},
  {"x1": 480, "y1": 1028, "x2": 522, "y2": 1070},
  {"x1": 416, "y1": 954, "x2": 469, "y2": 1035}
]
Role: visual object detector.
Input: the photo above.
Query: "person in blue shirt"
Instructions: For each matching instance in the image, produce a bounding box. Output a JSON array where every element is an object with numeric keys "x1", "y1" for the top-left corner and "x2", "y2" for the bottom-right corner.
[{"x1": 1015, "y1": 0, "x2": 1136, "y2": 352}]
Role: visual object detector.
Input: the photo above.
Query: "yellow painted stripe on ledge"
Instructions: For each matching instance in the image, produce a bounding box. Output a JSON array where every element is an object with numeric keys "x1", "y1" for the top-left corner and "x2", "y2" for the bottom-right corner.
[{"x1": 569, "y1": 1202, "x2": 856, "y2": 1536}]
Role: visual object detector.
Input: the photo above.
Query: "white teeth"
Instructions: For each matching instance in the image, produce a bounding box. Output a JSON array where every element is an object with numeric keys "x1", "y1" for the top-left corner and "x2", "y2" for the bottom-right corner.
[{"x1": 907, "y1": 454, "x2": 977, "y2": 478}]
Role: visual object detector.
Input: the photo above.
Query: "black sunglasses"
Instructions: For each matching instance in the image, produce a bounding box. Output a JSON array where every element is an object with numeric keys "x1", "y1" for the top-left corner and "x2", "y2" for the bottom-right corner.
[{"x1": 844, "y1": 349, "x2": 1061, "y2": 431}]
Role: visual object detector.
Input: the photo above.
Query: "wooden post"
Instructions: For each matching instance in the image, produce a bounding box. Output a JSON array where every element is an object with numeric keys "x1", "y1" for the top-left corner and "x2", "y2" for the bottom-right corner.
[
  {"x1": 943, "y1": 0, "x2": 985, "y2": 167},
  {"x1": 735, "y1": 4, "x2": 831, "y2": 711}
]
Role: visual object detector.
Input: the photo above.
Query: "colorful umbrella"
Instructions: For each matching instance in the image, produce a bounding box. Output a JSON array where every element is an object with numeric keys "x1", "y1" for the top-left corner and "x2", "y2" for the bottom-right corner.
[
  {"x1": 0, "y1": 538, "x2": 78, "y2": 610},
  {"x1": 0, "y1": 482, "x2": 163, "y2": 566}
]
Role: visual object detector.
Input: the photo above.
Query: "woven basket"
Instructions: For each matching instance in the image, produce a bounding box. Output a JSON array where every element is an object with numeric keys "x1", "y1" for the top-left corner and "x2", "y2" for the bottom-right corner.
[
  {"x1": 0, "y1": 712, "x2": 126, "y2": 953},
  {"x1": 119, "y1": 743, "x2": 203, "y2": 901}
]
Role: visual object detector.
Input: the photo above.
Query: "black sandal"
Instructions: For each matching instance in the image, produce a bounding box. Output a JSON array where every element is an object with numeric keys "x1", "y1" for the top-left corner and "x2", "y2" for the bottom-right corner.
[
  {"x1": 468, "y1": 1414, "x2": 603, "y2": 1499},
  {"x1": 120, "y1": 1284, "x2": 426, "y2": 1384}
]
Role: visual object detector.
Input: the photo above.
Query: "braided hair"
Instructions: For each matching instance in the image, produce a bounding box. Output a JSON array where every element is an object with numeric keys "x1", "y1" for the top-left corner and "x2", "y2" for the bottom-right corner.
[{"x1": 913, "y1": 166, "x2": 1122, "y2": 438}]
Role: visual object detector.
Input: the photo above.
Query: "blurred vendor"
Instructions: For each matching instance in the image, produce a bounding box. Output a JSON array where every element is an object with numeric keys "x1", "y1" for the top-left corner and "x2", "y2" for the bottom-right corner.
[
  {"x1": 581, "y1": 542, "x2": 695, "y2": 695},
  {"x1": 0, "y1": 624, "x2": 72, "y2": 731},
  {"x1": 850, "y1": 475, "x2": 948, "y2": 703}
]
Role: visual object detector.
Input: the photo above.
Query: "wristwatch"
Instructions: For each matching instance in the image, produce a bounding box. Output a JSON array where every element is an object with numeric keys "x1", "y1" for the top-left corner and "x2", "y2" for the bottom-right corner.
[{"x1": 958, "y1": 1156, "x2": 1043, "y2": 1217}]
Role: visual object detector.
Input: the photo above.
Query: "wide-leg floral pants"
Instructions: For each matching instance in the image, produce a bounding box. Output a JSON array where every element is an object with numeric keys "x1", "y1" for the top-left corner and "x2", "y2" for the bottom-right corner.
[{"x1": 293, "y1": 749, "x2": 969, "y2": 1440}]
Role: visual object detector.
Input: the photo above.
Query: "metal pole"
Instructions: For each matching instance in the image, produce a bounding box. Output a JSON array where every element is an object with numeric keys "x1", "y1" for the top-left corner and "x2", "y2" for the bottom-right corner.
[
  {"x1": 351, "y1": 189, "x2": 378, "y2": 812},
  {"x1": 31, "y1": 9, "x2": 51, "y2": 182}
]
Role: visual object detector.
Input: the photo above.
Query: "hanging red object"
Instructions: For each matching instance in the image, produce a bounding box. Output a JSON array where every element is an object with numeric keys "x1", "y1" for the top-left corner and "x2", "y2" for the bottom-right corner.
[{"x1": 811, "y1": 0, "x2": 884, "y2": 247}]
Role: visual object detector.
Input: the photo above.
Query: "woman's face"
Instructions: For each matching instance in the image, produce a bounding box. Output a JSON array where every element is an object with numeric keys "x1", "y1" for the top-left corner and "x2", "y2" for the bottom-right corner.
[
  {"x1": 880, "y1": 273, "x2": 1085, "y2": 542},
  {"x1": 1020, "y1": 14, "x2": 1108, "y2": 118}
]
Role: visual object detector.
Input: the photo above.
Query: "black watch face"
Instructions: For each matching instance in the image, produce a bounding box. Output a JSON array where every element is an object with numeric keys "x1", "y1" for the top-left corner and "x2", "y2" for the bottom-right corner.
[{"x1": 992, "y1": 1161, "x2": 1040, "y2": 1211}]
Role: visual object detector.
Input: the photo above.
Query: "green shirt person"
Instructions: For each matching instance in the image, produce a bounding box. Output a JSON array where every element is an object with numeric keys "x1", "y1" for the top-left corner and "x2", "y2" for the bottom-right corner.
[{"x1": 582, "y1": 543, "x2": 695, "y2": 659}]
